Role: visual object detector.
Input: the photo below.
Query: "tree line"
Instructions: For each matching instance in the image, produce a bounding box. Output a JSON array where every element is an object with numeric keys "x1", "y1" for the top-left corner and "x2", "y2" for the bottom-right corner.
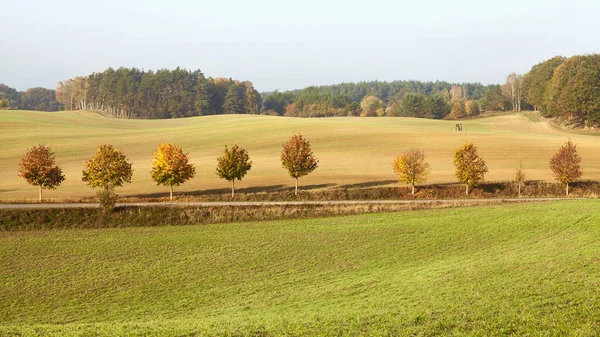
[
  {"x1": 3, "y1": 53, "x2": 600, "y2": 125},
  {"x1": 0, "y1": 84, "x2": 60, "y2": 111},
  {"x1": 54, "y1": 68, "x2": 262, "y2": 119},
  {"x1": 18, "y1": 136, "x2": 583, "y2": 208}
]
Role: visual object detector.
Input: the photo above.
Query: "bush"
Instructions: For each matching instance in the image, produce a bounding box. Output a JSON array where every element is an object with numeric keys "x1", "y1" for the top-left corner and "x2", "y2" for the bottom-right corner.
[{"x1": 97, "y1": 189, "x2": 118, "y2": 212}]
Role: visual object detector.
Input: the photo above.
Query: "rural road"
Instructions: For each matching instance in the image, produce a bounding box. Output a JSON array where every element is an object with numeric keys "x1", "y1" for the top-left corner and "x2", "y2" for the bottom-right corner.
[{"x1": 0, "y1": 198, "x2": 580, "y2": 209}]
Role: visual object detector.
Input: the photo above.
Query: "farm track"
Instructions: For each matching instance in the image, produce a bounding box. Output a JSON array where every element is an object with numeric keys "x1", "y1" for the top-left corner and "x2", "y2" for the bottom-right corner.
[{"x1": 0, "y1": 198, "x2": 580, "y2": 209}]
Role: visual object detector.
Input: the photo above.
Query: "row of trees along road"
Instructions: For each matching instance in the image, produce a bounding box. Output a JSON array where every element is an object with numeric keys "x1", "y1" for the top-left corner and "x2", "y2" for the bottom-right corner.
[
  {"x1": 391, "y1": 140, "x2": 582, "y2": 196},
  {"x1": 17, "y1": 134, "x2": 319, "y2": 204},
  {"x1": 18, "y1": 138, "x2": 582, "y2": 204}
]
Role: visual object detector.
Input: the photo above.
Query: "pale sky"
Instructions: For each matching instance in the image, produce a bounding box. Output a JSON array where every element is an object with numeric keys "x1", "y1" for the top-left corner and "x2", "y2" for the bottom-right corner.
[{"x1": 1, "y1": 0, "x2": 598, "y2": 92}]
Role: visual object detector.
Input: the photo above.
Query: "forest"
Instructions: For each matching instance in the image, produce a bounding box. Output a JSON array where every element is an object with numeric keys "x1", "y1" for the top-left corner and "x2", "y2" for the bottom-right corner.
[{"x1": 1, "y1": 54, "x2": 599, "y2": 125}]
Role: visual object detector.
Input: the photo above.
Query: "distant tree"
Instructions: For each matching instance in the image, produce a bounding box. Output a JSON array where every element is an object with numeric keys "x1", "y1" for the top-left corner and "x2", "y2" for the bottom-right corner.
[
  {"x1": 359, "y1": 95, "x2": 384, "y2": 117},
  {"x1": 281, "y1": 134, "x2": 319, "y2": 195},
  {"x1": 450, "y1": 101, "x2": 466, "y2": 119},
  {"x1": 151, "y1": 143, "x2": 196, "y2": 200},
  {"x1": 0, "y1": 84, "x2": 21, "y2": 109},
  {"x1": 502, "y1": 73, "x2": 524, "y2": 112},
  {"x1": 55, "y1": 80, "x2": 75, "y2": 110},
  {"x1": 216, "y1": 144, "x2": 252, "y2": 197},
  {"x1": 523, "y1": 56, "x2": 566, "y2": 111},
  {"x1": 18, "y1": 145, "x2": 65, "y2": 202},
  {"x1": 82, "y1": 144, "x2": 133, "y2": 210},
  {"x1": 515, "y1": 162, "x2": 525, "y2": 197},
  {"x1": 397, "y1": 93, "x2": 424, "y2": 117},
  {"x1": 479, "y1": 85, "x2": 508, "y2": 111},
  {"x1": 243, "y1": 82, "x2": 262, "y2": 114},
  {"x1": 223, "y1": 83, "x2": 244, "y2": 114},
  {"x1": 465, "y1": 100, "x2": 480, "y2": 116},
  {"x1": 544, "y1": 55, "x2": 600, "y2": 125},
  {"x1": 454, "y1": 143, "x2": 488, "y2": 196},
  {"x1": 449, "y1": 85, "x2": 464, "y2": 101},
  {"x1": 262, "y1": 91, "x2": 294, "y2": 115},
  {"x1": 550, "y1": 139, "x2": 582, "y2": 196},
  {"x1": 20, "y1": 87, "x2": 60, "y2": 111},
  {"x1": 392, "y1": 149, "x2": 430, "y2": 195}
]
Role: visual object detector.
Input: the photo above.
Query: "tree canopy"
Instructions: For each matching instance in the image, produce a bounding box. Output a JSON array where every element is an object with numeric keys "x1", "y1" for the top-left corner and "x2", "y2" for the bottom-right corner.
[
  {"x1": 215, "y1": 145, "x2": 252, "y2": 197},
  {"x1": 392, "y1": 149, "x2": 430, "y2": 195},
  {"x1": 281, "y1": 134, "x2": 318, "y2": 195},
  {"x1": 82, "y1": 144, "x2": 133, "y2": 190},
  {"x1": 550, "y1": 139, "x2": 582, "y2": 195},
  {"x1": 18, "y1": 145, "x2": 65, "y2": 201},
  {"x1": 454, "y1": 143, "x2": 488, "y2": 195},
  {"x1": 151, "y1": 143, "x2": 196, "y2": 200}
]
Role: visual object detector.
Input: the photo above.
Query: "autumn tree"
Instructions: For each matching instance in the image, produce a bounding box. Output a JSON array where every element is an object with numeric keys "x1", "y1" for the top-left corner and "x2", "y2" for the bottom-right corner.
[
  {"x1": 550, "y1": 139, "x2": 582, "y2": 196},
  {"x1": 151, "y1": 143, "x2": 196, "y2": 200},
  {"x1": 392, "y1": 149, "x2": 430, "y2": 195},
  {"x1": 18, "y1": 145, "x2": 65, "y2": 202},
  {"x1": 465, "y1": 100, "x2": 480, "y2": 116},
  {"x1": 502, "y1": 73, "x2": 524, "y2": 112},
  {"x1": 515, "y1": 162, "x2": 525, "y2": 197},
  {"x1": 523, "y1": 56, "x2": 566, "y2": 111},
  {"x1": 281, "y1": 134, "x2": 319, "y2": 195},
  {"x1": 454, "y1": 143, "x2": 488, "y2": 196},
  {"x1": 359, "y1": 96, "x2": 384, "y2": 117},
  {"x1": 82, "y1": 144, "x2": 133, "y2": 209},
  {"x1": 216, "y1": 144, "x2": 252, "y2": 197},
  {"x1": 450, "y1": 101, "x2": 466, "y2": 119}
]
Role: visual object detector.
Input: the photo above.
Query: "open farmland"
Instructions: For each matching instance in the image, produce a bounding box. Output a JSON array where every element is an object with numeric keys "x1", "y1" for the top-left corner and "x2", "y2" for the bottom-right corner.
[
  {"x1": 1, "y1": 200, "x2": 599, "y2": 336},
  {"x1": 1, "y1": 110, "x2": 600, "y2": 201}
]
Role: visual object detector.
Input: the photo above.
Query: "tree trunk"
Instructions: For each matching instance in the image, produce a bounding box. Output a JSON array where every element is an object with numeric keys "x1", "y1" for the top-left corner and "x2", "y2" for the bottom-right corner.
[
  {"x1": 518, "y1": 183, "x2": 521, "y2": 197},
  {"x1": 466, "y1": 184, "x2": 469, "y2": 196},
  {"x1": 170, "y1": 184, "x2": 173, "y2": 200},
  {"x1": 566, "y1": 182, "x2": 569, "y2": 196},
  {"x1": 39, "y1": 186, "x2": 43, "y2": 202},
  {"x1": 411, "y1": 182, "x2": 415, "y2": 195},
  {"x1": 295, "y1": 177, "x2": 298, "y2": 195},
  {"x1": 232, "y1": 180, "x2": 235, "y2": 198}
]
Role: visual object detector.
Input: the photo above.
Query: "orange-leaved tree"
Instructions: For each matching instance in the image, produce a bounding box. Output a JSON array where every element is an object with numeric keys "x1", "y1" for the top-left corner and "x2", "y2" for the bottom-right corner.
[
  {"x1": 281, "y1": 133, "x2": 318, "y2": 195},
  {"x1": 151, "y1": 143, "x2": 196, "y2": 200},
  {"x1": 454, "y1": 142, "x2": 488, "y2": 196},
  {"x1": 550, "y1": 139, "x2": 582, "y2": 196},
  {"x1": 18, "y1": 145, "x2": 65, "y2": 202},
  {"x1": 82, "y1": 144, "x2": 133, "y2": 210},
  {"x1": 392, "y1": 149, "x2": 430, "y2": 195},
  {"x1": 216, "y1": 144, "x2": 252, "y2": 198}
]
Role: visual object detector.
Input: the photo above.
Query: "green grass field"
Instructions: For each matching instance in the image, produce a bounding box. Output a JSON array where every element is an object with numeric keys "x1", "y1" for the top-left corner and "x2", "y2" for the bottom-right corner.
[
  {"x1": 1, "y1": 110, "x2": 600, "y2": 201},
  {"x1": 1, "y1": 200, "x2": 599, "y2": 336}
]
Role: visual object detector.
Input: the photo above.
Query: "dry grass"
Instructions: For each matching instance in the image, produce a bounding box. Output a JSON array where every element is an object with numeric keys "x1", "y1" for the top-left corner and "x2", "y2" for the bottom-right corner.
[{"x1": 2, "y1": 110, "x2": 600, "y2": 201}]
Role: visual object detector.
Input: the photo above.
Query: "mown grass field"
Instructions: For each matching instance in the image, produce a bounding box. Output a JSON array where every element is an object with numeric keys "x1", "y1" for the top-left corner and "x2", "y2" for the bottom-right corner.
[
  {"x1": 1, "y1": 200, "x2": 599, "y2": 336},
  {"x1": 1, "y1": 110, "x2": 600, "y2": 201}
]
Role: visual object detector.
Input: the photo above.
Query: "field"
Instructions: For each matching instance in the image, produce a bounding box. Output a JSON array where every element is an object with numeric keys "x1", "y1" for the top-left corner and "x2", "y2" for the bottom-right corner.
[
  {"x1": 2, "y1": 110, "x2": 600, "y2": 201},
  {"x1": 0, "y1": 200, "x2": 598, "y2": 336}
]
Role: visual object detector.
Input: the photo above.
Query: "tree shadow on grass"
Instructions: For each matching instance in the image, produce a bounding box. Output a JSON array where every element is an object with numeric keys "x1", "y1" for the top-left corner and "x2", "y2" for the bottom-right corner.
[
  {"x1": 130, "y1": 183, "x2": 336, "y2": 199},
  {"x1": 337, "y1": 180, "x2": 397, "y2": 189}
]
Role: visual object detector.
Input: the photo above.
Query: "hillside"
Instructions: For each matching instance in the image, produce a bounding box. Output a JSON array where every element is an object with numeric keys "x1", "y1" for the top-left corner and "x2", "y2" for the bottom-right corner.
[
  {"x1": 1, "y1": 110, "x2": 599, "y2": 201},
  {"x1": 1, "y1": 201, "x2": 599, "y2": 336}
]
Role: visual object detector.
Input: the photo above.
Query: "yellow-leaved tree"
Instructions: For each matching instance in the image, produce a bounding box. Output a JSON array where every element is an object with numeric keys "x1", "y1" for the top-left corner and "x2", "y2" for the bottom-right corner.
[
  {"x1": 151, "y1": 143, "x2": 196, "y2": 200},
  {"x1": 392, "y1": 149, "x2": 430, "y2": 195},
  {"x1": 215, "y1": 144, "x2": 252, "y2": 198},
  {"x1": 82, "y1": 144, "x2": 133, "y2": 210},
  {"x1": 454, "y1": 142, "x2": 488, "y2": 196}
]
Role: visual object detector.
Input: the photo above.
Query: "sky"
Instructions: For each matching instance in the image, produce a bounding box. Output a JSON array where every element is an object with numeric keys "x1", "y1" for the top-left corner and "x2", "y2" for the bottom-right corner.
[{"x1": 1, "y1": 0, "x2": 599, "y2": 92}]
